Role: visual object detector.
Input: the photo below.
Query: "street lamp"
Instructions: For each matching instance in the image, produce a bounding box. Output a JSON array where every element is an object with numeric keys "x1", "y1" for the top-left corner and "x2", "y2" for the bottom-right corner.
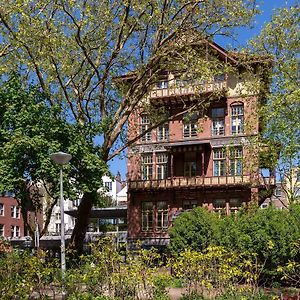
[{"x1": 50, "y1": 151, "x2": 72, "y2": 277}]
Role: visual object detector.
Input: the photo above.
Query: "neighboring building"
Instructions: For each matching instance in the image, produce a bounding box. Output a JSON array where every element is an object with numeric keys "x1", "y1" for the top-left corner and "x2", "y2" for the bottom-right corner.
[
  {"x1": 260, "y1": 183, "x2": 288, "y2": 209},
  {"x1": 99, "y1": 175, "x2": 123, "y2": 205},
  {"x1": 127, "y1": 42, "x2": 274, "y2": 248},
  {"x1": 116, "y1": 185, "x2": 128, "y2": 207},
  {"x1": 0, "y1": 195, "x2": 24, "y2": 238},
  {"x1": 261, "y1": 168, "x2": 300, "y2": 209},
  {"x1": 64, "y1": 175, "x2": 125, "y2": 234},
  {"x1": 46, "y1": 197, "x2": 76, "y2": 235}
]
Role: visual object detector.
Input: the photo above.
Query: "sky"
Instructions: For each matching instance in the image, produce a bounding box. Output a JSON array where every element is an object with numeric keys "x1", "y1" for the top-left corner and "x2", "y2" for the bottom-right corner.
[{"x1": 108, "y1": 0, "x2": 297, "y2": 179}]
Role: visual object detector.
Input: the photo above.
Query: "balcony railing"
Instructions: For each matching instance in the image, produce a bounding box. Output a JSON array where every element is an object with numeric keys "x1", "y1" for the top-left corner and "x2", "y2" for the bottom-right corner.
[
  {"x1": 149, "y1": 81, "x2": 227, "y2": 99},
  {"x1": 129, "y1": 175, "x2": 276, "y2": 190}
]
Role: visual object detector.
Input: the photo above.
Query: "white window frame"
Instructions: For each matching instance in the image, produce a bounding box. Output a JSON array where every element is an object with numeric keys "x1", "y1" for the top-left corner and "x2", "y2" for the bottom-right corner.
[
  {"x1": 141, "y1": 154, "x2": 153, "y2": 180},
  {"x1": 156, "y1": 153, "x2": 168, "y2": 180},
  {"x1": 104, "y1": 181, "x2": 113, "y2": 192},
  {"x1": 211, "y1": 108, "x2": 225, "y2": 136},
  {"x1": 183, "y1": 122, "x2": 197, "y2": 138},
  {"x1": 0, "y1": 203, "x2": 4, "y2": 216},
  {"x1": 11, "y1": 206, "x2": 20, "y2": 219},
  {"x1": 231, "y1": 104, "x2": 244, "y2": 134},
  {"x1": 142, "y1": 202, "x2": 153, "y2": 231},
  {"x1": 157, "y1": 79, "x2": 169, "y2": 89},
  {"x1": 213, "y1": 148, "x2": 226, "y2": 176},
  {"x1": 156, "y1": 201, "x2": 168, "y2": 231},
  {"x1": 0, "y1": 224, "x2": 4, "y2": 236},
  {"x1": 229, "y1": 147, "x2": 243, "y2": 176},
  {"x1": 140, "y1": 115, "x2": 151, "y2": 142},
  {"x1": 157, "y1": 124, "x2": 169, "y2": 141},
  {"x1": 11, "y1": 225, "x2": 20, "y2": 238},
  {"x1": 55, "y1": 223, "x2": 61, "y2": 234}
]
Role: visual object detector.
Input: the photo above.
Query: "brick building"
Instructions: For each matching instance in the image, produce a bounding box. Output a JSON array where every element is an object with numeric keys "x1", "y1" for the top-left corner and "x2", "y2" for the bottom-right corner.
[
  {"x1": 0, "y1": 195, "x2": 24, "y2": 238},
  {"x1": 127, "y1": 42, "x2": 274, "y2": 248}
]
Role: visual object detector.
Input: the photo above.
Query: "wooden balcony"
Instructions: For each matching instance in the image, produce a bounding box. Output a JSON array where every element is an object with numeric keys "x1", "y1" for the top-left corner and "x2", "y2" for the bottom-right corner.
[
  {"x1": 128, "y1": 175, "x2": 276, "y2": 190},
  {"x1": 149, "y1": 81, "x2": 227, "y2": 99}
]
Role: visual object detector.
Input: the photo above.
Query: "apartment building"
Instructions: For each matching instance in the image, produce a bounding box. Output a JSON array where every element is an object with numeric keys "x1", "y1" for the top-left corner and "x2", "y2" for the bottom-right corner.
[
  {"x1": 0, "y1": 195, "x2": 24, "y2": 238},
  {"x1": 127, "y1": 42, "x2": 274, "y2": 247}
]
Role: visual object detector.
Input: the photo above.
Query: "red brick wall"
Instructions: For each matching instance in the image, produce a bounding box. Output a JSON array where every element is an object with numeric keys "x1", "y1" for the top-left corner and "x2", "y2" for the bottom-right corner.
[
  {"x1": 128, "y1": 189, "x2": 251, "y2": 240},
  {"x1": 128, "y1": 96, "x2": 259, "y2": 179},
  {"x1": 0, "y1": 196, "x2": 24, "y2": 238}
]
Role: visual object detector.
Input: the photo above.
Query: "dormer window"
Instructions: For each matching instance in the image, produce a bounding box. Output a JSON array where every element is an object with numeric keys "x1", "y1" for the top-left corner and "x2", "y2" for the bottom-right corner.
[{"x1": 157, "y1": 79, "x2": 168, "y2": 89}]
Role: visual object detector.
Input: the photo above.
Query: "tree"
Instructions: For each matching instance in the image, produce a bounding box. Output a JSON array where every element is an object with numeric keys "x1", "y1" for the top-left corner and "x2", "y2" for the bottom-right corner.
[
  {"x1": 251, "y1": 4, "x2": 300, "y2": 204},
  {"x1": 0, "y1": 74, "x2": 67, "y2": 237},
  {"x1": 0, "y1": 0, "x2": 260, "y2": 252}
]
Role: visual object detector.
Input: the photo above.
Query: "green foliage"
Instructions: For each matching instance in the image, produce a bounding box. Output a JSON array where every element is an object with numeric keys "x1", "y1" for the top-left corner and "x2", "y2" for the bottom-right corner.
[
  {"x1": 251, "y1": 5, "x2": 300, "y2": 192},
  {"x1": 0, "y1": 74, "x2": 108, "y2": 236},
  {"x1": 0, "y1": 249, "x2": 59, "y2": 299},
  {"x1": 169, "y1": 205, "x2": 300, "y2": 281},
  {"x1": 169, "y1": 207, "x2": 219, "y2": 254}
]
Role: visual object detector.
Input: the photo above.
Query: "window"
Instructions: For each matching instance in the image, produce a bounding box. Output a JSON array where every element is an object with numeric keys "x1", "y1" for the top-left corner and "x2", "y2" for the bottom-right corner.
[
  {"x1": 229, "y1": 147, "x2": 243, "y2": 176},
  {"x1": 184, "y1": 162, "x2": 197, "y2": 177},
  {"x1": 213, "y1": 148, "x2": 226, "y2": 176},
  {"x1": 157, "y1": 79, "x2": 168, "y2": 89},
  {"x1": 140, "y1": 115, "x2": 151, "y2": 142},
  {"x1": 184, "y1": 152, "x2": 197, "y2": 177},
  {"x1": 175, "y1": 78, "x2": 191, "y2": 87},
  {"x1": 214, "y1": 73, "x2": 225, "y2": 82},
  {"x1": 0, "y1": 203, "x2": 4, "y2": 216},
  {"x1": 157, "y1": 201, "x2": 168, "y2": 231},
  {"x1": 104, "y1": 181, "x2": 113, "y2": 192},
  {"x1": 0, "y1": 224, "x2": 4, "y2": 236},
  {"x1": 183, "y1": 122, "x2": 197, "y2": 138},
  {"x1": 183, "y1": 113, "x2": 198, "y2": 138},
  {"x1": 229, "y1": 198, "x2": 242, "y2": 214},
  {"x1": 142, "y1": 202, "x2": 153, "y2": 231},
  {"x1": 11, "y1": 225, "x2": 20, "y2": 238},
  {"x1": 157, "y1": 124, "x2": 169, "y2": 141},
  {"x1": 157, "y1": 153, "x2": 168, "y2": 180},
  {"x1": 141, "y1": 155, "x2": 153, "y2": 180},
  {"x1": 231, "y1": 104, "x2": 244, "y2": 134},
  {"x1": 260, "y1": 203, "x2": 268, "y2": 209},
  {"x1": 275, "y1": 187, "x2": 282, "y2": 197},
  {"x1": 55, "y1": 223, "x2": 61, "y2": 233},
  {"x1": 183, "y1": 200, "x2": 197, "y2": 210},
  {"x1": 213, "y1": 199, "x2": 226, "y2": 216},
  {"x1": 211, "y1": 108, "x2": 225, "y2": 136},
  {"x1": 11, "y1": 206, "x2": 20, "y2": 219},
  {"x1": 55, "y1": 213, "x2": 60, "y2": 221}
]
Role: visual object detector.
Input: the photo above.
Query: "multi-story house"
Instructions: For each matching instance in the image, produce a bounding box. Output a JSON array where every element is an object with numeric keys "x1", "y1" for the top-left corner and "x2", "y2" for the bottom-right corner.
[
  {"x1": 0, "y1": 194, "x2": 24, "y2": 239},
  {"x1": 127, "y1": 42, "x2": 274, "y2": 248}
]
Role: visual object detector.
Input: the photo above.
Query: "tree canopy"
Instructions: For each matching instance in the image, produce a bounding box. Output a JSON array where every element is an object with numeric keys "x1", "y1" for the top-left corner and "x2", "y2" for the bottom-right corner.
[
  {"x1": 0, "y1": 0, "x2": 260, "y2": 250},
  {"x1": 251, "y1": 4, "x2": 300, "y2": 203}
]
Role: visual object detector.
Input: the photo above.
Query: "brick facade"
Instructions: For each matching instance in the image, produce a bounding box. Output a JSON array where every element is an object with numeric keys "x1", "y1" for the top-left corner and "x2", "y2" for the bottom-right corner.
[
  {"x1": 0, "y1": 196, "x2": 24, "y2": 238},
  {"x1": 127, "y1": 43, "x2": 273, "y2": 247}
]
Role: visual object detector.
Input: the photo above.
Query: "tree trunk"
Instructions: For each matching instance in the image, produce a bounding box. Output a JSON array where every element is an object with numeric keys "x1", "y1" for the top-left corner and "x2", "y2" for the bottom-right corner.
[{"x1": 69, "y1": 191, "x2": 95, "y2": 254}]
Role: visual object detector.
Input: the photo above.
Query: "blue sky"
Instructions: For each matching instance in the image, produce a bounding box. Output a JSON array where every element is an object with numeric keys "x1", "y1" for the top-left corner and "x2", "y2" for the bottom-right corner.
[{"x1": 109, "y1": 0, "x2": 296, "y2": 179}]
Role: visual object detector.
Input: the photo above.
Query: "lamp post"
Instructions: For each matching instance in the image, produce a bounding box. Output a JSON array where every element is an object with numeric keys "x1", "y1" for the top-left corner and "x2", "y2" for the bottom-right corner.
[{"x1": 50, "y1": 151, "x2": 72, "y2": 277}]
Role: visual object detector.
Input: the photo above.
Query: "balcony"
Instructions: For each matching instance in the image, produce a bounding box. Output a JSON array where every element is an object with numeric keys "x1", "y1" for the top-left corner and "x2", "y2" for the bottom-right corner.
[
  {"x1": 129, "y1": 175, "x2": 276, "y2": 190},
  {"x1": 149, "y1": 80, "x2": 227, "y2": 99},
  {"x1": 129, "y1": 175, "x2": 251, "y2": 190}
]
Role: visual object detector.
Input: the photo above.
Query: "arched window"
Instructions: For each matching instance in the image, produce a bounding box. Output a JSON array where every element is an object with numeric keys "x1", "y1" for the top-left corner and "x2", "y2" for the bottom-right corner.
[{"x1": 231, "y1": 103, "x2": 244, "y2": 134}]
